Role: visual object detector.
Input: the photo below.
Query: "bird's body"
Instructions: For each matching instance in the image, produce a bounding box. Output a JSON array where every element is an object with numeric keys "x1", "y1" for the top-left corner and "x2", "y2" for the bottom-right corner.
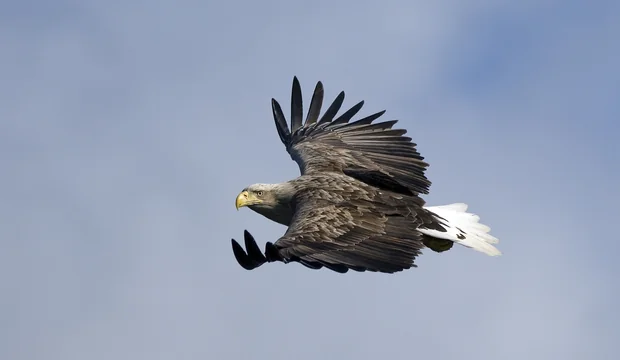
[{"x1": 232, "y1": 77, "x2": 501, "y2": 274}]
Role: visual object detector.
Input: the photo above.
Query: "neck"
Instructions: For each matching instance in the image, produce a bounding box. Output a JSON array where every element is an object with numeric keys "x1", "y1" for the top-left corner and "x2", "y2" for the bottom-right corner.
[
  {"x1": 249, "y1": 182, "x2": 296, "y2": 226},
  {"x1": 272, "y1": 182, "x2": 296, "y2": 203}
]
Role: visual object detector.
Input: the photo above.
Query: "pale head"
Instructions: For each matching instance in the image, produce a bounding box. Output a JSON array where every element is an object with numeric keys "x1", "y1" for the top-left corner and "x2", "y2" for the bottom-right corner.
[
  {"x1": 235, "y1": 183, "x2": 280, "y2": 211},
  {"x1": 234, "y1": 182, "x2": 297, "y2": 226}
]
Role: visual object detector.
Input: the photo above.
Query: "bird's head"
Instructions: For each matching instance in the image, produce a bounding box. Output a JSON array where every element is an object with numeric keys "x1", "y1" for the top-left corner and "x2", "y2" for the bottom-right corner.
[{"x1": 235, "y1": 184, "x2": 279, "y2": 211}]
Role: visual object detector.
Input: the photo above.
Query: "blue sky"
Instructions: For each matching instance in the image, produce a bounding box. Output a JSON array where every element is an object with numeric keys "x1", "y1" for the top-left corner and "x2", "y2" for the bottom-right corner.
[{"x1": 1, "y1": 1, "x2": 618, "y2": 359}]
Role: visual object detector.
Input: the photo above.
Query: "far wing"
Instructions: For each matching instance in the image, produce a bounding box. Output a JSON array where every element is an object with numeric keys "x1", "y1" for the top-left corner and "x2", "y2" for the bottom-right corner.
[{"x1": 272, "y1": 77, "x2": 432, "y2": 196}]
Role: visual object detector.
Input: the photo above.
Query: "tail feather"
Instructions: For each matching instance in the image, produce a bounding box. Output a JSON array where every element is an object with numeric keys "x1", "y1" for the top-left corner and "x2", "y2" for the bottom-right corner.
[{"x1": 419, "y1": 203, "x2": 502, "y2": 256}]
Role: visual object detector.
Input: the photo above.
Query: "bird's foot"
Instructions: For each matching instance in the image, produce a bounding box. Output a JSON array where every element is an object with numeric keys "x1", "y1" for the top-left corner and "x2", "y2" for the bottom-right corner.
[{"x1": 231, "y1": 230, "x2": 283, "y2": 270}]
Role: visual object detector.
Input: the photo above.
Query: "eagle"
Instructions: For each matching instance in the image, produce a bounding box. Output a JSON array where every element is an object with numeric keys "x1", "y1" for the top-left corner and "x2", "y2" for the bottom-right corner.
[{"x1": 232, "y1": 77, "x2": 501, "y2": 274}]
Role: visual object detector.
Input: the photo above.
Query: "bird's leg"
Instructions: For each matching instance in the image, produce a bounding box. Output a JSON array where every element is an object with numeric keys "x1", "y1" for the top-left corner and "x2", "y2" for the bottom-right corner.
[{"x1": 265, "y1": 242, "x2": 285, "y2": 263}]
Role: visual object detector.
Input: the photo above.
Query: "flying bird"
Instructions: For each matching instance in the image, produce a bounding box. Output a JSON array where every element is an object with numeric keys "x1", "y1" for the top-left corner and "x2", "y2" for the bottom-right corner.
[{"x1": 232, "y1": 77, "x2": 501, "y2": 274}]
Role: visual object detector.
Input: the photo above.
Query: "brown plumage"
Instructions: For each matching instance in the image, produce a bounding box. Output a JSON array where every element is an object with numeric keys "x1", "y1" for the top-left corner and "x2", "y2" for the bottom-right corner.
[{"x1": 232, "y1": 77, "x2": 502, "y2": 274}]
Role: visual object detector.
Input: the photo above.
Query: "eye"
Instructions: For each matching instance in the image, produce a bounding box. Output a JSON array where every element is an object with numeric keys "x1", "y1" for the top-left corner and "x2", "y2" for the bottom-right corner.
[{"x1": 257, "y1": 191, "x2": 263, "y2": 196}]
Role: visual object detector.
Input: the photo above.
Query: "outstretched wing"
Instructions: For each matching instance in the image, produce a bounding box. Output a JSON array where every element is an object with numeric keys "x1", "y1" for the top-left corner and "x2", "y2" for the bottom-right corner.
[
  {"x1": 232, "y1": 185, "x2": 429, "y2": 274},
  {"x1": 272, "y1": 77, "x2": 432, "y2": 196}
]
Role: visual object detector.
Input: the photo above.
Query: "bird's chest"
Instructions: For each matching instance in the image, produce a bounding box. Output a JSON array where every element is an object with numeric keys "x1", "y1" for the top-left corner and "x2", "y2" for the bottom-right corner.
[{"x1": 250, "y1": 203, "x2": 294, "y2": 226}]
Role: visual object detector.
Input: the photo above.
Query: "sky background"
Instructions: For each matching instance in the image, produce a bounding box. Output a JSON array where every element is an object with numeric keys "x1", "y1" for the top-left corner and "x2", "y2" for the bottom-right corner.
[{"x1": 1, "y1": 0, "x2": 619, "y2": 359}]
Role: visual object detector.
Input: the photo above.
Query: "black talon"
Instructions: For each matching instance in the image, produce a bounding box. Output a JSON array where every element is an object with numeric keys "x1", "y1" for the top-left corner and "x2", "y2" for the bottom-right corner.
[
  {"x1": 231, "y1": 239, "x2": 256, "y2": 270},
  {"x1": 244, "y1": 230, "x2": 267, "y2": 265}
]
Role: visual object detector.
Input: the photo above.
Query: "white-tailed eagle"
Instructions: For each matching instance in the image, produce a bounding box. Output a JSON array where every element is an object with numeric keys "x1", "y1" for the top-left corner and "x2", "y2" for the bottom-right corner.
[{"x1": 232, "y1": 77, "x2": 501, "y2": 274}]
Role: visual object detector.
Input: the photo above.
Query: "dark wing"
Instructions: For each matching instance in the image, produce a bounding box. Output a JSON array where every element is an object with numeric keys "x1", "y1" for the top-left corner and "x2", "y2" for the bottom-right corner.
[
  {"x1": 232, "y1": 187, "x2": 427, "y2": 273},
  {"x1": 272, "y1": 76, "x2": 431, "y2": 197}
]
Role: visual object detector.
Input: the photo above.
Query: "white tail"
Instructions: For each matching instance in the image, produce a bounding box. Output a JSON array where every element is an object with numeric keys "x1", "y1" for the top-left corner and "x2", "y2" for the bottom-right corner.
[{"x1": 419, "y1": 203, "x2": 502, "y2": 256}]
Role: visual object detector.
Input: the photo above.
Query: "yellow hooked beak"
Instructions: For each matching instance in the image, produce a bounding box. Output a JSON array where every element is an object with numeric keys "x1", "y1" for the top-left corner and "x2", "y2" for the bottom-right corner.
[{"x1": 235, "y1": 190, "x2": 261, "y2": 210}]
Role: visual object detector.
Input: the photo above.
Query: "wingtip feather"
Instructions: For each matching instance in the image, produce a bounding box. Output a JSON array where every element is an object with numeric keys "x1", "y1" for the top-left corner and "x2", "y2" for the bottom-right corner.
[
  {"x1": 272, "y1": 98, "x2": 290, "y2": 145},
  {"x1": 317, "y1": 91, "x2": 345, "y2": 124},
  {"x1": 305, "y1": 81, "x2": 324, "y2": 126},
  {"x1": 291, "y1": 76, "x2": 303, "y2": 132}
]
